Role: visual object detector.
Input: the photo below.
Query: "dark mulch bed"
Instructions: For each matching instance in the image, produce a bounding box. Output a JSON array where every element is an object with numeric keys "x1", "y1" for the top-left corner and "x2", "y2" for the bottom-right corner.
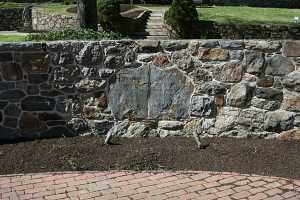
[{"x1": 0, "y1": 136, "x2": 299, "y2": 179}]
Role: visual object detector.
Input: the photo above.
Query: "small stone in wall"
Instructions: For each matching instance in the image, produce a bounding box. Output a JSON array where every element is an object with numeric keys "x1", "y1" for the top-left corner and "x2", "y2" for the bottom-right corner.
[
  {"x1": 214, "y1": 61, "x2": 244, "y2": 83},
  {"x1": 0, "y1": 53, "x2": 12, "y2": 62},
  {"x1": 264, "y1": 111, "x2": 295, "y2": 133},
  {"x1": 244, "y1": 51, "x2": 265, "y2": 75},
  {"x1": 256, "y1": 76, "x2": 274, "y2": 87},
  {"x1": 283, "y1": 41, "x2": 300, "y2": 57},
  {"x1": 277, "y1": 128, "x2": 300, "y2": 140},
  {"x1": 219, "y1": 40, "x2": 244, "y2": 50},
  {"x1": 123, "y1": 122, "x2": 149, "y2": 138},
  {"x1": 281, "y1": 90, "x2": 300, "y2": 112},
  {"x1": 251, "y1": 97, "x2": 281, "y2": 111},
  {"x1": 152, "y1": 53, "x2": 171, "y2": 68},
  {"x1": 265, "y1": 55, "x2": 295, "y2": 76},
  {"x1": 227, "y1": 83, "x2": 253, "y2": 108},
  {"x1": 0, "y1": 126, "x2": 17, "y2": 141},
  {"x1": 4, "y1": 117, "x2": 18, "y2": 128},
  {"x1": 1, "y1": 63, "x2": 23, "y2": 81},
  {"x1": 214, "y1": 107, "x2": 240, "y2": 133},
  {"x1": 239, "y1": 108, "x2": 266, "y2": 130},
  {"x1": 0, "y1": 90, "x2": 26, "y2": 101},
  {"x1": 255, "y1": 87, "x2": 283, "y2": 101},
  {"x1": 4, "y1": 104, "x2": 21, "y2": 117},
  {"x1": 67, "y1": 118, "x2": 89, "y2": 135},
  {"x1": 58, "y1": 53, "x2": 74, "y2": 65},
  {"x1": 137, "y1": 40, "x2": 160, "y2": 53},
  {"x1": 21, "y1": 96, "x2": 56, "y2": 111},
  {"x1": 104, "y1": 55, "x2": 124, "y2": 69},
  {"x1": 198, "y1": 48, "x2": 229, "y2": 61},
  {"x1": 28, "y1": 74, "x2": 49, "y2": 84},
  {"x1": 22, "y1": 53, "x2": 49, "y2": 73},
  {"x1": 20, "y1": 112, "x2": 47, "y2": 132},
  {"x1": 75, "y1": 79, "x2": 106, "y2": 93},
  {"x1": 160, "y1": 41, "x2": 188, "y2": 51},
  {"x1": 76, "y1": 42, "x2": 103, "y2": 65},
  {"x1": 282, "y1": 71, "x2": 300, "y2": 92},
  {"x1": 158, "y1": 120, "x2": 184, "y2": 130},
  {"x1": 190, "y1": 95, "x2": 216, "y2": 117}
]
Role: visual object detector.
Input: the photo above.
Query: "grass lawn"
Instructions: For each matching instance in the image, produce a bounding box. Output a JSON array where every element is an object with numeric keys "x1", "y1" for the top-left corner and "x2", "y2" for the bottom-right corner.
[
  {"x1": 37, "y1": 3, "x2": 76, "y2": 15},
  {"x1": 0, "y1": 2, "x2": 27, "y2": 9},
  {"x1": 0, "y1": 35, "x2": 26, "y2": 42},
  {"x1": 198, "y1": 6, "x2": 300, "y2": 25}
]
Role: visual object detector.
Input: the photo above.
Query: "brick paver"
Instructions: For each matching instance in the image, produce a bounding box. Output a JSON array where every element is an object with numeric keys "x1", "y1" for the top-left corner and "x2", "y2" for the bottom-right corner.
[{"x1": 0, "y1": 171, "x2": 299, "y2": 200}]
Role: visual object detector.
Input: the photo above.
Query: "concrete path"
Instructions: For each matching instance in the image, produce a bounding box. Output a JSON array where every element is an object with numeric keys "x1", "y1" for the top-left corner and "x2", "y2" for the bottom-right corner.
[{"x1": 0, "y1": 171, "x2": 299, "y2": 200}]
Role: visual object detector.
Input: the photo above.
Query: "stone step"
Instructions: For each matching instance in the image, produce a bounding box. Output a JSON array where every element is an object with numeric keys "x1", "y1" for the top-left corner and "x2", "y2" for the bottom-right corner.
[
  {"x1": 146, "y1": 24, "x2": 164, "y2": 29},
  {"x1": 133, "y1": 31, "x2": 168, "y2": 36},
  {"x1": 146, "y1": 36, "x2": 169, "y2": 40},
  {"x1": 151, "y1": 13, "x2": 163, "y2": 17},
  {"x1": 147, "y1": 22, "x2": 164, "y2": 26},
  {"x1": 147, "y1": 19, "x2": 164, "y2": 23},
  {"x1": 145, "y1": 28, "x2": 167, "y2": 33}
]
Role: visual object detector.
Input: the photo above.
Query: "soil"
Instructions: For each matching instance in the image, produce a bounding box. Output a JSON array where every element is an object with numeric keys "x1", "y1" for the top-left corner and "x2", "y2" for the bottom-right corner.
[{"x1": 0, "y1": 136, "x2": 299, "y2": 179}]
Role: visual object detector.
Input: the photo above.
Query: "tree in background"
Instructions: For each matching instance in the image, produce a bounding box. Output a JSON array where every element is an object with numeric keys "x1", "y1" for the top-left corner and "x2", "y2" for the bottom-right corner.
[
  {"x1": 97, "y1": 0, "x2": 121, "y2": 32},
  {"x1": 164, "y1": 0, "x2": 199, "y2": 38},
  {"x1": 78, "y1": 0, "x2": 98, "y2": 31}
]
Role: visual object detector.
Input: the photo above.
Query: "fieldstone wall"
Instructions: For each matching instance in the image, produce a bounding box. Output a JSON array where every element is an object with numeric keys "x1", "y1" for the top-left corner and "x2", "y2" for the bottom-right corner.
[
  {"x1": 0, "y1": 40, "x2": 299, "y2": 142},
  {"x1": 31, "y1": 8, "x2": 79, "y2": 31},
  {"x1": 0, "y1": 8, "x2": 24, "y2": 31}
]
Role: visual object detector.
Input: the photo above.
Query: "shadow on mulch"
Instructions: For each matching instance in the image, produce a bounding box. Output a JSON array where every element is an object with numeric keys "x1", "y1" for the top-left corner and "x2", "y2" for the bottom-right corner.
[{"x1": 0, "y1": 136, "x2": 299, "y2": 179}]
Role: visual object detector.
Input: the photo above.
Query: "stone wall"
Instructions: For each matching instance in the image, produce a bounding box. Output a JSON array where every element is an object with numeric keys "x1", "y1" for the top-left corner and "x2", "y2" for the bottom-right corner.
[
  {"x1": 0, "y1": 40, "x2": 299, "y2": 142},
  {"x1": 213, "y1": 23, "x2": 300, "y2": 40},
  {"x1": 0, "y1": 8, "x2": 24, "y2": 31},
  {"x1": 31, "y1": 8, "x2": 79, "y2": 31}
]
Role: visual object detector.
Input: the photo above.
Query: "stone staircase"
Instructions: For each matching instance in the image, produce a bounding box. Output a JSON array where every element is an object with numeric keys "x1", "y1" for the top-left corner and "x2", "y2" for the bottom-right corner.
[{"x1": 132, "y1": 11, "x2": 169, "y2": 40}]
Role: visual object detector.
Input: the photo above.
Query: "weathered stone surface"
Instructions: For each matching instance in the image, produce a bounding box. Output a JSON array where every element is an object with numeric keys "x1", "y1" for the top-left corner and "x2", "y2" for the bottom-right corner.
[
  {"x1": 199, "y1": 40, "x2": 219, "y2": 48},
  {"x1": 4, "y1": 117, "x2": 18, "y2": 128},
  {"x1": 190, "y1": 95, "x2": 216, "y2": 117},
  {"x1": 137, "y1": 40, "x2": 160, "y2": 53},
  {"x1": 283, "y1": 41, "x2": 300, "y2": 57},
  {"x1": 58, "y1": 53, "x2": 74, "y2": 65},
  {"x1": 91, "y1": 119, "x2": 114, "y2": 135},
  {"x1": 245, "y1": 40, "x2": 281, "y2": 52},
  {"x1": 184, "y1": 118, "x2": 203, "y2": 137},
  {"x1": 0, "y1": 53, "x2": 12, "y2": 62},
  {"x1": 27, "y1": 85, "x2": 39, "y2": 95},
  {"x1": 255, "y1": 87, "x2": 283, "y2": 101},
  {"x1": 282, "y1": 71, "x2": 300, "y2": 92},
  {"x1": 220, "y1": 40, "x2": 244, "y2": 49},
  {"x1": 123, "y1": 122, "x2": 149, "y2": 137},
  {"x1": 281, "y1": 90, "x2": 300, "y2": 112},
  {"x1": 273, "y1": 76, "x2": 283, "y2": 89},
  {"x1": 190, "y1": 68, "x2": 212, "y2": 83},
  {"x1": 52, "y1": 65, "x2": 81, "y2": 85},
  {"x1": 107, "y1": 120, "x2": 130, "y2": 137},
  {"x1": 1, "y1": 63, "x2": 23, "y2": 81},
  {"x1": 22, "y1": 52, "x2": 49, "y2": 73},
  {"x1": 197, "y1": 81, "x2": 227, "y2": 96},
  {"x1": 0, "y1": 125, "x2": 17, "y2": 141},
  {"x1": 230, "y1": 50, "x2": 244, "y2": 61},
  {"x1": 76, "y1": 42, "x2": 103, "y2": 65},
  {"x1": 0, "y1": 101, "x2": 8, "y2": 109},
  {"x1": 198, "y1": 48, "x2": 229, "y2": 61},
  {"x1": 157, "y1": 129, "x2": 183, "y2": 137},
  {"x1": 109, "y1": 65, "x2": 194, "y2": 120},
  {"x1": 158, "y1": 121, "x2": 184, "y2": 130},
  {"x1": 251, "y1": 97, "x2": 281, "y2": 111},
  {"x1": 214, "y1": 61, "x2": 244, "y2": 83},
  {"x1": 40, "y1": 90, "x2": 63, "y2": 97},
  {"x1": 21, "y1": 96, "x2": 55, "y2": 111},
  {"x1": 278, "y1": 128, "x2": 300, "y2": 140},
  {"x1": 28, "y1": 74, "x2": 48, "y2": 84},
  {"x1": 38, "y1": 112, "x2": 63, "y2": 121},
  {"x1": 0, "y1": 82, "x2": 15, "y2": 91},
  {"x1": 20, "y1": 112, "x2": 47, "y2": 131},
  {"x1": 239, "y1": 108, "x2": 266, "y2": 130},
  {"x1": 227, "y1": 83, "x2": 253, "y2": 107},
  {"x1": 264, "y1": 111, "x2": 295, "y2": 132},
  {"x1": 0, "y1": 90, "x2": 25, "y2": 101},
  {"x1": 161, "y1": 41, "x2": 188, "y2": 51},
  {"x1": 256, "y1": 76, "x2": 274, "y2": 87},
  {"x1": 4, "y1": 104, "x2": 21, "y2": 117},
  {"x1": 244, "y1": 51, "x2": 265, "y2": 75},
  {"x1": 265, "y1": 55, "x2": 295, "y2": 76},
  {"x1": 152, "y1": 53, "x2": 170, "y2": 68},
  {"x1": 215, "y1": 107, "x2": 240, "y2": 132},
  {"x1": 104, "y1": 55, "x2": 124, "y2": 69},
  {"x1": 171, "y1": 50, "x2": 195, "y2": 72},
  {"x1": 67, "y1": 118, "x2": 89, "y2": 134},
  {"x1": 137, "y1": 53, "x2": 156, "y2": 63},
  {"x1": 75, "y1": 79, "x2": 106, "y2": 93}
]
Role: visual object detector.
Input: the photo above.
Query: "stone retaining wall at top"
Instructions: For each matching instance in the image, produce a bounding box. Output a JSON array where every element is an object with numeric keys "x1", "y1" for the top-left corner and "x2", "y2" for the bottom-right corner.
[
  {"x1": 31, "y1": 8, "x2": 79, "y2": 31},
  {"x1": 0, "y1": 8, "x2": 24, "y2": 31},
  {"x1": 0, "y1": 40, "x2": 299, "y2": 142}
]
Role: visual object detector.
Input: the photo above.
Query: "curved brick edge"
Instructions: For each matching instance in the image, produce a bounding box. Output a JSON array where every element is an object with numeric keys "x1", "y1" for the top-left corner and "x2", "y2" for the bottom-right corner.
[{"x1": 0, "y1": 170, "x2": 299, "y2": 200}]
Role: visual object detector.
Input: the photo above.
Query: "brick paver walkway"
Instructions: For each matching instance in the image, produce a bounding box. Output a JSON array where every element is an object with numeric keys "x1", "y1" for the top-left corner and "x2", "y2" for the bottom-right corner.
[{"x1": 0, "y1": 171, "x2": 299, "y2": 200}]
